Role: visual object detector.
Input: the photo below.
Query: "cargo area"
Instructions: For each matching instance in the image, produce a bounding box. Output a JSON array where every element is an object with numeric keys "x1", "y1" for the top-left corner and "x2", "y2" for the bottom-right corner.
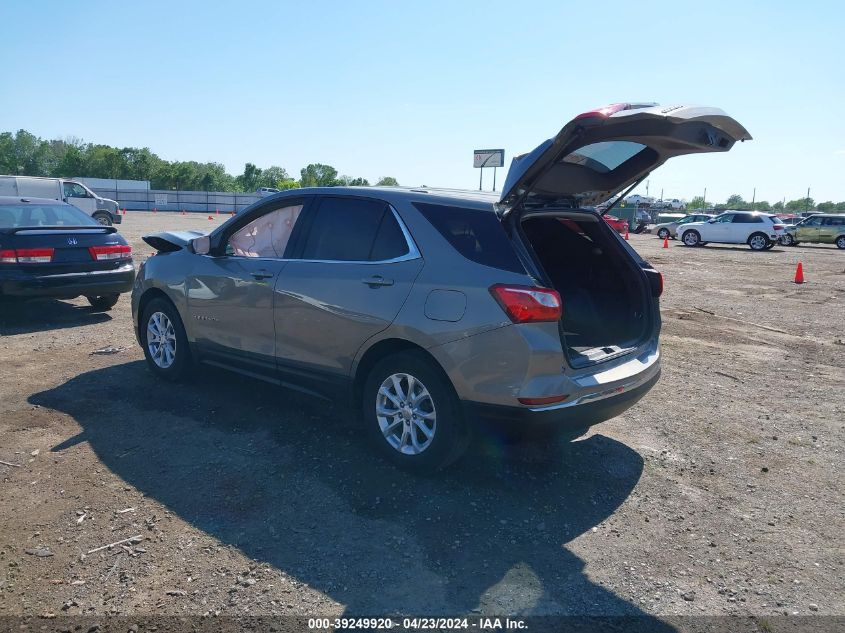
[{"x1": 521, "y1": 213, "x2": 649, "y2": 366}]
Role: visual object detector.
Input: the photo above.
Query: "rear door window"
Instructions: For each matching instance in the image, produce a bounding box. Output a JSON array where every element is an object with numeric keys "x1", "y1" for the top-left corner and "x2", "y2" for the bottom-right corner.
[
  {"x1": 824, "y1": 216, "x2": 844, "y2": 226},
  {"x1": 414, "y1": 202, "x2": 524, "y2": 273},
  {"x1": 299, "y1": 197, "x2": 395, "y2": 262},
  {"x1": 732, "y1": 214, "x2": 762, "y2": 223}
]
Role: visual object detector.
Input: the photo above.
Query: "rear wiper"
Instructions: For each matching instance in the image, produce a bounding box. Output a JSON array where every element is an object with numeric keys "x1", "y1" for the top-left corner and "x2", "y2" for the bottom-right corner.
[{"x1": 600, "y1": 173, "x2": 650, "y2": 216}]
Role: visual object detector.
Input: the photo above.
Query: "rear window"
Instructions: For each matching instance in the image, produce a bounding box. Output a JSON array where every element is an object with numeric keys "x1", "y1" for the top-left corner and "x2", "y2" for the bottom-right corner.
[
  {"x1": 413, "y1": 202, "x2": 524, "y2": 273},
  {"x1": 0, "y1": 203, "x2": 96, "y2": 228},
  {"x1": 562, "y1": 141, "x2": 647, "y2": 173}
]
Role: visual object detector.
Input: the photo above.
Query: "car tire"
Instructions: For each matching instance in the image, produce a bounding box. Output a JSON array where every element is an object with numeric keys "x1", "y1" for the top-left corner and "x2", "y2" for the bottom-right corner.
[
  {"x1": 682, "y1": 230, "x2": 701, "y2": 247},
  {"x1": 86, "y1": 294, "x2": 120, "y2": 311},
  {"x1": 140, "y1": 297, "x2": 191, "y2": 381},
  {"x1": 93, "y1": 212, "x2": 112, "y2": 226},
  {"x1": 763, "y1": 241, "x2": 776, "y2": 250},
  {"x1": 781, "y1": 233, "x2": 795, "y2": 246},
  {"x1": 836, "y1": 235, "x2": 845, "y2": 250},
  {"x1": 657, "y1": 228, "x2": 670, "y2": 240},
  {"x1": 362, "y1": 351, "x2": 468, "y2": 472},
  {"x1": 748, "y1": 232, "x2": 769, "y2": 251}
]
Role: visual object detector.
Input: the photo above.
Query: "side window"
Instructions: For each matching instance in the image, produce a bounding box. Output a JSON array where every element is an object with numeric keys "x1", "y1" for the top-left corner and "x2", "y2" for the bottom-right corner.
[
  {"x1": 227, "y1": 203, "x2": 303, "y2": 258},
  {"x1": 369, "y1": 210, "x2": 410, "y2": 261},
  {"x1": 806, "y1": 216, "x2": 824, "y2": 226},
  {"x1": 414, "y1": 202, "x2": 525, "y2": 273},
  {"x1": 715, "y1": 214, "x2": 735, "y2": 223},
  {"x1": 824, "y1": 217, "x2": 844, "y2": 226},
  {"x1": 300, "y1": 197, "x2": 387, "y2": 261},
  {"x1": 63, "y1": 182, "x2": 88, "y2": 198}
]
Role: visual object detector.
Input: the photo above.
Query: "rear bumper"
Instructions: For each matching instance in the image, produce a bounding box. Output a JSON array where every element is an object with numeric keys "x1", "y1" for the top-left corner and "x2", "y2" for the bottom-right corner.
[
  {"x1": 0, "y1": 263, "x2": 135, "y2": 298},
  {"x1": 463, "y1": 368, "x2": 660, "y2": 435}
]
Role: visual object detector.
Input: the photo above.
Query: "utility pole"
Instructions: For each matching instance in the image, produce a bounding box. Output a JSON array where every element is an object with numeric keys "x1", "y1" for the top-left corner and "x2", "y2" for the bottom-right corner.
[
  {"x1": 703, "y1": 187, "x2": 707, "y2": 208},
  {"x1": 646, "y1": 180, "x2": 650, "y2": 198},
  {"x1": 807, "y1": 187, "x2": 811, "y2": 212},
  {"x1": 752, "y1": 188, "x2": 756, "y2": 206}
]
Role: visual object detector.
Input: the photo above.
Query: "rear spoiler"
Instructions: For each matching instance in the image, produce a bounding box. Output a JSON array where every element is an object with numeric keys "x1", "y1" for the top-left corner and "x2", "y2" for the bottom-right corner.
[
  {"x1": 0, "y1": 225, "x2": 117, "y2": 234},
  {"x1": 143, "y1": 230, "x2": 207, "y2": 253}
]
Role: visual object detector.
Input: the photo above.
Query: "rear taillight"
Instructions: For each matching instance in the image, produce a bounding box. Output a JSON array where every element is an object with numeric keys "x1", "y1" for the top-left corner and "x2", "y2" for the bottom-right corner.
[
  {"x1": 0, "y1": 248, "x2": 55, "y2": 264},
  {"x1": 489, "y1": 284, "x2": 562, "y2": 323},
  {"x1": 773, "y1": 224, "x2": 784, "y2": 230},
  {"x1": 644, "y1": 269, "x2": 663, "y2": 298},
  {"x1": 89, "y1": 244, "x2": 132, "y2": 261}
]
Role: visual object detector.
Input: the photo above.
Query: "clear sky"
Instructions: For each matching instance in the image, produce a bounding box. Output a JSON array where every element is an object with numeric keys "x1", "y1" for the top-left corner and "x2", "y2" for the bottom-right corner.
[{"x1": 2, "y1": 0, "x2": 843, "y2": 203}]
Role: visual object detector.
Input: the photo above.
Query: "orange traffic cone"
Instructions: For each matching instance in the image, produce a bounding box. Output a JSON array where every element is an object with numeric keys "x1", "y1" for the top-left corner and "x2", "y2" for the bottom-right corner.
[
  {"x1": 208, "y1": 215, "x2": 214, "y2": 220},
  {"x1": 230, "y1": 211, "x2": 235, "y2": 216},
  {"x1": 794, "y1": 262, "x2": 804, "y2": 284},
  {"x1": 152, "y1": 207, "x2": 157, "y2": 214},
  {"x1": 663, "y1": 237, "x2": 669, "y2": 249},
  {"x1": 216, "y1": 208, "x2": 220, "y2": 215},
  {"x1": 624, "y1": 228, "x2": 630, "y2": 240},
  {"x1": 181, "y1": 209, "x2": 185, "y2": 216}
]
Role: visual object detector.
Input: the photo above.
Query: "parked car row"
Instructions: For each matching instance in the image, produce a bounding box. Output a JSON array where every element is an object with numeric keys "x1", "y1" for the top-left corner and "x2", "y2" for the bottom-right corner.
[
  {"x1": 0, "y1": 175, "x2": 122, "y2": 226},
  {"x1": 3, "y1": 102, "x2": 755, "y2": 470}
]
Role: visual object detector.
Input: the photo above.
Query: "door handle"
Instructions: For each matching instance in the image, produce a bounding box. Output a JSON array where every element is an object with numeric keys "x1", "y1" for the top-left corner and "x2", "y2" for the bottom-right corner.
[
  {"x1": 361, "y1": 275, "x2": 394, "y2": 287},
  {"x1": 251, "y1": 269, "x2": 273, "y2": 280}
]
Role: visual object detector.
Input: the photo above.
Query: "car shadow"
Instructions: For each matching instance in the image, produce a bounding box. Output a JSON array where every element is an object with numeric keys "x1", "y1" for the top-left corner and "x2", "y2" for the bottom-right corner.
[
  {"x1": 33, "y1": 362, "x2": 672, "y2": 626},
  {"x1": 0, "y1": 298, "x2": 111, "y2": 335}
]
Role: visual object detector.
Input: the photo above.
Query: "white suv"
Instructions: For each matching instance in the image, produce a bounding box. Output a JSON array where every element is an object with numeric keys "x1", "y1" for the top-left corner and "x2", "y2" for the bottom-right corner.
[{"x1": 679, "y1": 211, "x2": 784, "y2": 250}]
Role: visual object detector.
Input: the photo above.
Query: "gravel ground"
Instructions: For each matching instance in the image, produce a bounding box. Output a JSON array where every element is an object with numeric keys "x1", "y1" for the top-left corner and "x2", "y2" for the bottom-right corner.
[{"x1": 0, "y1": 212, "x2": 842, "y2": 621}]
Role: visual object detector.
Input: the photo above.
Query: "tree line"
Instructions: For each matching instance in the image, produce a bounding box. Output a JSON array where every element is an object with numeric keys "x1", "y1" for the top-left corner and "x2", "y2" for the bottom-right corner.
[
  {"x1": 684, "y1": 194, "x2": 845, "y2": 213},
  {"x1": 0, "y1": 129, "x2": 399, "y2": 192}
]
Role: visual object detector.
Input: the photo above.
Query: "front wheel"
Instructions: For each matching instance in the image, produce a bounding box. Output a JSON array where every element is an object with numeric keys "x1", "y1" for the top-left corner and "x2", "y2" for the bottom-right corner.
[
  {"x1": 682, "y1": 230, "x2": 701, "y2": 247},
  {"x1": 748, "y1": 233, "x2": 769, "y2": 251},
  {"x1": 657, "y1": 228, "x2": 670, "y2": 240},
  {"x1": 86, "y1": 294, "x2": 119, "y2": 311},
  {"x1": 93, "y1": 212, "x2": 113, "y2": 226},
  {"x1": 780, "y1": 233, "x2": 795, "y2": 246},
  {"x1": 140, "y1": 297, "x2": 191, "y2": 381},
  {"x1": 362, "y1": 351, "x2": 468, "y2": 472},
  {"x1": 836, "y1": 235, "x2": 845, "y2": 250},
  {"x1": 763, "y1": 241, "x2": 776, "y2": 250}
]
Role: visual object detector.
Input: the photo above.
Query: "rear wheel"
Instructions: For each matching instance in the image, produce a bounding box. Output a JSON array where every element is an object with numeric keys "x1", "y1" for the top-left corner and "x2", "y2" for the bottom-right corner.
[
  {"x1": 748, "y1": 232, "x2": 769, "y2": 251},
  {"x1": 93, "y1": 212, "x2": 112, "y2": 226},
  {"x1": 682, "y1": 230, "x2": 701, "y2": 247},
  {"x1": 657, "y1": 228, "x2": 670, "y2": 240},
  {"x1": 140, "y1": 297, "x2": 191, "y2": 381},
  {"x1": 836, "y1": 235, "x2": 845, "y2": 250},
  {"x1": 362, "y1": 351, "x2": 468, "y2": 472},
  {"x1": 86, "y1": 294, "x2": 119, "y2": 311},
  {"x1": 763, "y1": 241, "x2": 776, "y2": 250}
]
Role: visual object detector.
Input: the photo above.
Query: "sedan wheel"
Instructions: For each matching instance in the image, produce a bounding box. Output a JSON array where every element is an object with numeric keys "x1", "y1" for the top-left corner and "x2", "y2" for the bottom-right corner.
[
  {"x1": 657, "y1": 228, "x2": 670, "y2": 240},
  {"x1": 748, "y1": 233, "x2": 769, "y2": 251},
  {"x1": 836, "y1": 236, "x2": 845, "y2": 250},
  {"x1": 376, "y1": 373, "x2": 436, "y2": 455},
  {"x1": 682, "y1": 230, "x2": 700, "y2": 247},
  {"x1": 781, "y1": 233, "x2": 794, "y2": 246}
]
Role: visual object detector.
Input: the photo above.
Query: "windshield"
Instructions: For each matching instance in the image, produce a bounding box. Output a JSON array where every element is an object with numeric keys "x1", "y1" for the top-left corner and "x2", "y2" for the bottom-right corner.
[{"x1": 0, "y1": 203, "x2": 98, "y2": 229}]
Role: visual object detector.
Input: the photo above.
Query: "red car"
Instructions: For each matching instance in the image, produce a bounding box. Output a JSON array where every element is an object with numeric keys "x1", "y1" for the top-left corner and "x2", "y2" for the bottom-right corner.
[{"x1": 603, "y1": 215, "x2": 629, "y2": 234}]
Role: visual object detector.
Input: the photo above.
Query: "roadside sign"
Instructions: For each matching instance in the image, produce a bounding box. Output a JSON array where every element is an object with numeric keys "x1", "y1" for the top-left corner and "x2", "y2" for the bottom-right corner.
[
  {"x1": 154, "y1": 194, "x2": 168, "y2": 207},
  {"x1": 473, "y1": 149, "x2": 504, "y2": 168}
]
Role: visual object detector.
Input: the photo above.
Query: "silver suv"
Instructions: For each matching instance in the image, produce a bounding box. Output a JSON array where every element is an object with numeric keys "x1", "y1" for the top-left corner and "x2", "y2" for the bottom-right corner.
[{"x1": 132, "y1": 103, "x2": 750, "y2": 470}]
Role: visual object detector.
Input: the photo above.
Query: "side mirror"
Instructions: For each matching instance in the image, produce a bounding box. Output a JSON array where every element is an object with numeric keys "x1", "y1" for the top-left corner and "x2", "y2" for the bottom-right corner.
[{"x1": 191, "y1": 236, "x2": 210, "y2": 255}]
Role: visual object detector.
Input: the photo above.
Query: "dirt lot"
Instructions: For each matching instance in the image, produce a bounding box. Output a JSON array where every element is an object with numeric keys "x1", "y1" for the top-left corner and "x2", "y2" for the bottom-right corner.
[{"x1": 1, "y1": 212, "x2": 843, "y2": 621}]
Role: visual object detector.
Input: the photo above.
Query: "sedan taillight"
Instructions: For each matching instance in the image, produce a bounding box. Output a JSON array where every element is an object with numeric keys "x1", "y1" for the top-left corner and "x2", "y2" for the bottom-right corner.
[
  {"x1": 0, "y1": 248, "x2": 55, "y2": 263},
  {"x1": 489, "y1": 284, "x2": 562, "y2": 323},
  {"x1": 772, "y1": 224, "x2": 784, "y2": 231},
  {"x1": 89, "y1": 244, "x2": 132, "y2": 261}
]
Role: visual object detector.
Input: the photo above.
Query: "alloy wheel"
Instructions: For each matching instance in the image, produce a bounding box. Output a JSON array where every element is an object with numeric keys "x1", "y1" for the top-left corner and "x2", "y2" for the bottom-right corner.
[
  {"x1": 376, "y1": 373, "x2": 436, "y2": 455},
  {"x1": 147, "y1": 311, "x2": 177, "y2": 368},
  {"x1": 749, "y1": 234, "x2": 768, "y2": 250}
]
